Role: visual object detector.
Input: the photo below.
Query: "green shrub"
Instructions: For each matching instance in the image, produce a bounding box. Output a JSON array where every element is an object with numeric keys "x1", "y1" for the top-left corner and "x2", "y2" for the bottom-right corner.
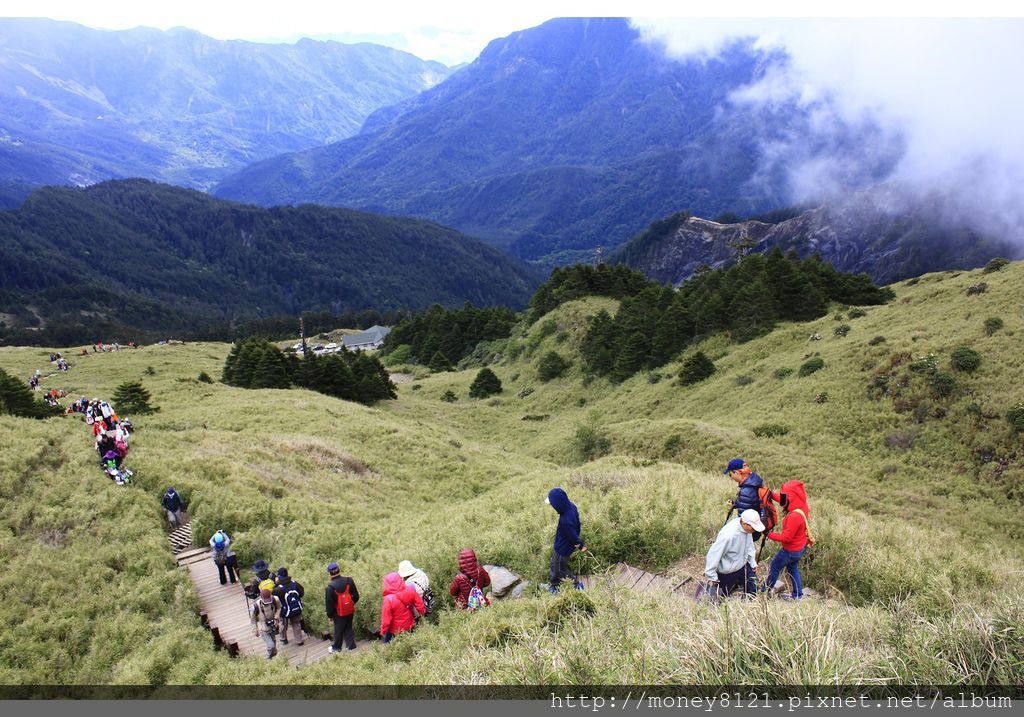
[
  {"x1": 910, "y1": 353, "x2": 939, "y2": 374},
  {"x1": 545, "y1": 590, "x2": 596, "y2": 629},
  {"x1": 468, "y1": 368, "x2": 502, "y2": 399},
  {"x1": 929, "y1": 371, "x2": 956, "y2": 398},
  {"x1": 197, "y1": 371, "x2": 213, "y2": 384},
  {"x1": 834, "y1": 324, "x2": 851, "y2": 337},
  {"x1": 734, "y1": 375, "x2": 754, "y2": 386},
  {"x1": 572, "y1": 420, "x2": 611, "y2": 463},
  {"x1": 112, "y1": 380, "x2": 158, "y2": 415},
  {"x1": 537, "y1": 352, "x2": 570, "y2": 382},
  {"x1": 983, "y1": 257, "x2": 1011, "y2": 273},
  {"x1": 798, "y1": 357, "x2": 825, "y2": 377},
  {"x1": 752, "y1": 423, "x2": 790, "y2": 438},
  {"x1": 441, "y1": 390, "x2": 457, "y2": 403},
  {"x1": 984, "y1": 317, "x2": 1004, "y2": 336},
  {"x1": 143, "y1": 365, "x2": 156, "y2": 376},
  {"x1": 774, "y1": 367, "x2": 794, "y2": 379},
  {"x1": 848, "y1": 308, "x2": 867, "y2": 319},
  {"x1": 428, "y1": 351, "x2": 452, "y2": 373},
  {"x1": 679, "y1": 351, "x2": 715, "y2": 386},
  {"x1": 1007, "y1": 402, "x2": 1024, "y2": 433},
  {"x1": 383, "y1": 343, "x2": 413, "y2": 366},
  {"x1": 950, "y1": 346, "x2": 981, "y2": 373},
  {"x1": 663, "y1": 434, "x2": 682, "y2": 454},
  {"x1": 647, "y1": 372, "x2": 662, "y2": 384},
  {"x1": 868, "y1": 336, "x2": 886, "y2": 346}
]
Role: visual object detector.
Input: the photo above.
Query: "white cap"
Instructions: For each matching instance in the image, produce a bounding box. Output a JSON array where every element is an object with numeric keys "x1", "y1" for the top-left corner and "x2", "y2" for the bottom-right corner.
[{"x1": 739, "y1": 509, "x2": 766, "y2": 532}]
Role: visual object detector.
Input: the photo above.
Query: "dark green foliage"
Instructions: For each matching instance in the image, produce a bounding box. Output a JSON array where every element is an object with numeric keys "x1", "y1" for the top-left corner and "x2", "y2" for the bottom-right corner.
[
  {"x1": 0, "y1": 181, "x2": 539, "y2": 346},
  {"x1": 441, "y1": 390, "x2": 458, "y2": 403},
  {"x1": 950, "y1": 346, "x2": 982, "y2": 373},
  {"x1": 868, "y1": 336, "x2": 887, "y2": 346},
  {"x1": 834, "y1": 324, "x2": 851, "y2": 337},
  {"x1": 222, "y1": 338, "x2": 395, "y2": 405},
  {"x1": 197, "y1": 371, "x2": 213, "y2": 384},
  {"x1": 647, "y1": 372, "x2": 663, "y2": 384},
  {"x1": 929, "y1": 371, "x2": 957, "y2": 398},
  {"x1": 753, "y1": 423, "x2": 790, "y2": 438},
  {"x1": 679, "y1": 351, "x2": 715, "y2": 386},
  {"x1": 0, "y1": 368, "x2": 61, "y2": 418},
  {"x1": 774, "y1": 367, "x2": 794, "y2": 379},
  {"x1": 538, "y1": 352, "x2": 571, "y2": 382},
  {"x1": 579, "y1": 309, "x2": 617, "y2": 376},
  {"x1": 143, "y1": 366, "x2": 156, "y2": 376},
  {"x1": 381, "y1": 303, "x2": 517, "y2": 368},
  {"x1": 112, "y1": 381, "x2": 157, "y2": 415},
  {"x1": 572, "y1": 420, "x2": 611, "y2": 463},
  {"x1": 984, "y1": 317, "x2": 1004, "y2": 336},
  {"x1": 528, "y1": 264, "x2": 651, "y2": 323},
  {"x1": 798, "y1": 357, "x2": 825, "y2": 377},
  {"x1": 1007, "y1": 402, "x2": 1024, "y2": 433},
  {"x1": 984, "y1": 257, "x2": 1011, "y2": 274},
  {"x1": 428, "y1": 351, "x2": 452, "y2": 373},
  {"x1": 848, "y1": 308, "x2": 867, "y2": 319},
  {"x1": 469, "y1": 368, "x2": 502, "y2": 399}
]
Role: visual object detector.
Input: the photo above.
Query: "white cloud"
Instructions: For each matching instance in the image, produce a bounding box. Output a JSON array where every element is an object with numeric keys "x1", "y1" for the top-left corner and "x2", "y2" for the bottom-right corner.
[{"x1": 634, "y1": 17, "x2": 1024, "y2": 240}]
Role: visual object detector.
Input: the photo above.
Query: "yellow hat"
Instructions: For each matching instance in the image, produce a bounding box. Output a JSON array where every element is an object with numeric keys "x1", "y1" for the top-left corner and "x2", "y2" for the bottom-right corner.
[{"x1": 259, "y1": 579, "x2": 275, "y2": 592}]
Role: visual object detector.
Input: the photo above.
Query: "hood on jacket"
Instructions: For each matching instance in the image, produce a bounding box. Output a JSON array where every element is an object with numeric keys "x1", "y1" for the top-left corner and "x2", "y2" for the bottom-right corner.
[
  {"x1": 779, "y1": 480, "x2": 809, "y2": 515},
  {"x1": 383, "y1": 572, "x2": 406, "y2": 596},
  {"x1": 458, "y1": 549, "x2": 479, "y2": 579},
  {"x1": 547, "y1": 487, "x2": 573, "y2": 514}
]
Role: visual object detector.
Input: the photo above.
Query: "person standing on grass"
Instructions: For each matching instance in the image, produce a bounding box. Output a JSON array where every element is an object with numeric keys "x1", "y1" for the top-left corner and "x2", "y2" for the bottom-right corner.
[
  {"x1": 398, "y1": 560, "x2": 434, "y2": 614},
  {"x1": 250, "y1": 580, "x2": 281, "y2": 660},
  {"x1": 325, "y1": 562, "x2": 359, "y2": 653},
  {"x1": 379, "y1": 572, "x2": 426, "y2": 644},
  {"x1": 273, "y1": 567, "x2": 307, "y2": 646},
  {"x1": 723, "y1": 458, "x2": 766, "y2": 536},
  {"x1": 546, "y1": 487, "x2": 587, "y2": 593},
  {"x1": 764, "y1": 480, "x2": 812, "y2": 601},
  {"x1": 704, "y1": 509, "x2": 763, "y2": 601},
  {"x1": 449, "y1": 548, "x2": 491, "y2": 609}
]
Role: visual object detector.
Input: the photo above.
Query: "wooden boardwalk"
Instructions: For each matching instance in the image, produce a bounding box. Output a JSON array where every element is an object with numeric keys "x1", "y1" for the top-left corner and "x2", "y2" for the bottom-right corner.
[{"x1": 579, "y1": 561, "x2": 697, "y2": 596}]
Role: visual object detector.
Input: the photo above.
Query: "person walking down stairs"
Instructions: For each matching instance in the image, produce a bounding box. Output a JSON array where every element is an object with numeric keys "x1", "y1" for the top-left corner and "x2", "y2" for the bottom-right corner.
[{"x1": 324, "y1": 562, "x2": 359, "y2": 654}]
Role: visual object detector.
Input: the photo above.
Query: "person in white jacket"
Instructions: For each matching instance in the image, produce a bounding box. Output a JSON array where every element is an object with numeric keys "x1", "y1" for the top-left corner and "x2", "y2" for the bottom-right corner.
[
  {"x1": 398, "y1": 560, "x2": 434, "y2": 615},
  {"x1": 704, "y1": 509, "x2": 764, "y2": 601}
]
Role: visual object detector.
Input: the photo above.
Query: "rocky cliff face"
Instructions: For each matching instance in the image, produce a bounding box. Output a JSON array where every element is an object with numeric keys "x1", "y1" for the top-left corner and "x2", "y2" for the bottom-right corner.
[{"x1": 616, "y1": 186, "x2": 1021, "y2": 285}]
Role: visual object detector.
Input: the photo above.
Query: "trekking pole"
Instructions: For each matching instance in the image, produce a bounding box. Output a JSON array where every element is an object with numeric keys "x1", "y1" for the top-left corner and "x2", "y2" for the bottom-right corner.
[
  {"x1": 756, "y1": 533, "x2": 768, "y2": 563},
  {"x1": 722, "y1": 503, "x2": 736, "y2": 528}
]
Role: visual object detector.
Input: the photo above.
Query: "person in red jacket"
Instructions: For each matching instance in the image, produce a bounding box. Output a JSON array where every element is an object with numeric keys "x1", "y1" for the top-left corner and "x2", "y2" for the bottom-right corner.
[
  {"x1": 764, "y1": 480, "x2": 812, "y2": 600},
  {"x1": 379, "y1": 572, "x2": 426, "y2": 644},
  {"x1": 448, "y1": 548, "x2": 491, "y2": 609}
]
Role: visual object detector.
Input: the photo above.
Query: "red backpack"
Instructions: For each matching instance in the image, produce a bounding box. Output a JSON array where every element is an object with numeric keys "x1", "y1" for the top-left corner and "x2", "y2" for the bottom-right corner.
[
  {"x1": 335, "y1": 584, "x2": 355, "y2": 617},
  {"x1": 758, "y1": 486, "x2": 778, "y2": 533}
]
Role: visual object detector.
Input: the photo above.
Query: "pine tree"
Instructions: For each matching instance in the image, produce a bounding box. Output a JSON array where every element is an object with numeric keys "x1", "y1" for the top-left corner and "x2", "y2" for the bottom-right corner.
[
  {"x1": 0, "y1": 369, "x2": 60, "y2": 419},
  {"x1": 612, "y1": 330, "x2": 650, "y2": 382},
  {"x1": 679, "y1": 351, "x2": 716, "y2": 386},
  {"x1": 428, "y1": 351, "x2": 452, "y2": 373},
  {"x1": 650, "y1": 298, "x2": 691, "y2": 367},
  {"x1": 580, "y1": 309, "x2": 616, "y2": 376},
  {"x1": 469, "y1": 368, "x2": 503, "y2": 398},
  {"x1": 537, "y1": 351, "x2": 571, "y2": 381},
  {"x1": 112, "y1": 380, "x2": 158, "y2": 415},
  {"x1": 250, "y1": 345, "x2": 291, "y2": 389}
]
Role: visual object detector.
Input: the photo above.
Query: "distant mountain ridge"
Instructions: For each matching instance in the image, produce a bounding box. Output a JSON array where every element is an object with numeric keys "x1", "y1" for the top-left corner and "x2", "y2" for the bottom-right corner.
[
  {"x1": 214, "y1": 17, "x2": 896, "y2": 265},
  {"x1": 0, "y1": 180, "x2": 542, "y2": 345},
  {"x1": 0, "y1": 18, "x2": 452, "y2": 191},
  {"x1": 613, "y1": 185, "x2": 1022, "y2": 285}
]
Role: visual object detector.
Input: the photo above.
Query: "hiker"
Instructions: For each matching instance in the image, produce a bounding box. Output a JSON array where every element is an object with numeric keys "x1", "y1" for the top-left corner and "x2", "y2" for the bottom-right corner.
[
  {"x1": 449, "y1": 548, "x2": 491, "y2": 609},
  {"x1": 380, "y1": 572, "x2": 426, "y2": 644},
  {"x1": 723, "y1": 458, "x2": 767, "y2": 536},
  {"x1": 210, "y1": 530, "x2": 238, "y2": 585},
  {"x1": 703, "y1": 508, "x2": 764, "y2": 601},
  {"x1": 398, "y1": 560, "x2": 434, "y2": 615},
  {"x1": 245, "y1": 559, "x2": 273, "y2": 598},
  {"x1": 250, "y1": 579, "x2": 281, "y2": 659},
  {"x1": 763, "y1": 480, "x2": 812, "y2": 600},
  {"x1": 273, "y1": 567, "x2": 306, "y2": 646},
  {"x1": 324, "y1": 562, "x2": 359, "y2": 653},
  {"x1": 162, "y1": 487, "x2": 185, "y2": 527},
  {"x1": 546, "y1": 487, "x2": 587, "y2": 593}
]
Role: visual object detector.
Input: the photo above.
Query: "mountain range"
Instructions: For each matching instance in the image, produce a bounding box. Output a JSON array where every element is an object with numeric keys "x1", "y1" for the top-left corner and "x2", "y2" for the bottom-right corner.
[
  {"x1": 0, "y1": 180, "x2": 541, "y2": 345},
  {"x1": 213, "y1": 17, "x2": 897, "y2": 265},
  {"x1": 613, "y1": 184, "x2": 1021, "y2": 285},
  {"x1": 0, "y1": 18, "x2": 452, "y2": 193}
]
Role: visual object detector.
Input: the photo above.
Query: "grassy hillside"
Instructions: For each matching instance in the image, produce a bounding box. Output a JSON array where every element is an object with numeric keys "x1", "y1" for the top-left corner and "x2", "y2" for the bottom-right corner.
[{"x1": 1, "y1": 262, "x2": 1022, "y2": 686}]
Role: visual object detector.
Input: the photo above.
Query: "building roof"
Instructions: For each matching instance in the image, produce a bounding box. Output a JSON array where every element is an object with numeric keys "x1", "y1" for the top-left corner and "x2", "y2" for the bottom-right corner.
[{"x1": 342, "y1": 325, "x2": 391, "y2": 348}]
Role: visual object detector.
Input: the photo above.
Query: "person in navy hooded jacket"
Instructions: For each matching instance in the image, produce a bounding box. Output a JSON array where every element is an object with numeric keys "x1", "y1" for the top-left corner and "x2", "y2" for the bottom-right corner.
[{"x1": 546, "y1": 487, "x2": 587, "y2": 593}]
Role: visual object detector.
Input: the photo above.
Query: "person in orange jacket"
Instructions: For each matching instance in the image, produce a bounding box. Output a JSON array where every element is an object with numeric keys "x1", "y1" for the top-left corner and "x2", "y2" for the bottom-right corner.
[
  {"x1": 380, "y1": 572, "x2": 425, "y2": 644},
  {"x1": 764, "y1": 480, "x2": 812, "y2": 600}
]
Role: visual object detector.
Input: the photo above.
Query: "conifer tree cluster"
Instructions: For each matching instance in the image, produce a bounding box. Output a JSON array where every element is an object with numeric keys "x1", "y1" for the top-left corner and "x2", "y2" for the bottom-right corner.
[
  {"x1": 222, "y1": 339, "x2": 396, "y2": 405},
  {"x1": 528, "y1": 264, "x2": 652, "y2": 323},
  {"x1": 0, "y1": 368, "x2": 62, "y2": 419},
  {"x1": 580, "y1": 249, "x2": 894, "y2": 382},
  {"x1": 381, "y1": 303, "x2": 516, "y2": 368}
]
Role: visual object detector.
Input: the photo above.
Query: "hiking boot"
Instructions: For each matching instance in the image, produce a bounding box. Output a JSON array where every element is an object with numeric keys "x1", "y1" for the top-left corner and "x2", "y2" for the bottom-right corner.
[
  {"x1": 280, "y1": 637, "x2": 288, "y2": 645},
  {"x1": 328, "y1": 646, "x2": 341, "y2": 654},
  {"x1": 548, "y1": 585, "x2": 559, "y2": 595},
  {"x1": 574, "y1": 581, "x2": 585, "y2": 590}
]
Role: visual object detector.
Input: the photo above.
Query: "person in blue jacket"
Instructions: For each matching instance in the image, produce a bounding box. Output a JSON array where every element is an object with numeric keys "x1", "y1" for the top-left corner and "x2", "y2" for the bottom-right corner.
[{"x1": 546, "y1": 487, "x2": 587, "y2": 593}]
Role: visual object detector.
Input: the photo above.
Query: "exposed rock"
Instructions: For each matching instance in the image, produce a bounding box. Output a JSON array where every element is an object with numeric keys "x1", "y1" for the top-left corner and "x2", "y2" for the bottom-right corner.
[{"x1": 483, "y1": 564, "x2": 522, "y2": 598}]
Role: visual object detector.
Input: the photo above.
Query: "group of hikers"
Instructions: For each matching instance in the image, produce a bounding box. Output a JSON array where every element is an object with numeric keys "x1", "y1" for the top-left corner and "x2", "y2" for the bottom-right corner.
[
  {"x1": 80, "y1": 397, "x2": 135, "y2": 485},
  {"x1": 178, "y1": 475, "x2": 808, "y2": 660}
]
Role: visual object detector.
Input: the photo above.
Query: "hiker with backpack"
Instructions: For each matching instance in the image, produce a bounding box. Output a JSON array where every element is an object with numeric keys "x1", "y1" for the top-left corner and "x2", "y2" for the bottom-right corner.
[
  {"x1": 245, "y1": 559, "x2": 273, "y2": 599},
  {"x1": 546, "y1": 487, "x2": 587, "y2": 593},
  {"x1": 763, "y1": 480, "x2": 813, "y2": 601},
  {"x1": 250, "y1": 579, "x2": 281, "y2": 660},
  {"x1": 380, "y1": 572, "x2": 426, "y2": 644},
  {"x1": 723, "y1": 458, "x2": 770, "y2": 538},
  {"x1": 210, "y1": 530, "x2": 239, "y2": 585},
  {"x1": 703, "y1": 508, "x2": 764, "y2": 601},
  {"x1": 162, "y1": 487, "x2": 186, "y2": 527},
  {"x1": 398, "y1": 560, "x2": 434, "y2": 615},
  {"x1": 449, "y1": 548, "x2": 491, "y2": 610},
  {"x1": 325, "y1": 562, "x2": 359, "y2": 653},
  {"x1": 273, "y1": 567, "x2": 306, "y2": 646}
]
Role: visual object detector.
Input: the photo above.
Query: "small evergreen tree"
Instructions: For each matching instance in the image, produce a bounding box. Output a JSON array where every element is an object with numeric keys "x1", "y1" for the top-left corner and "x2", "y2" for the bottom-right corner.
[
  {"x1": 679, "y1": 351, "x2": 716, "y2": 386},
  {"x1": 538, "y1": 351, "x2": 571, "y2": 382},
  {"x1": 469, "y1": 368, "x2": 503, "y2": 398},
  {"x1": 112, "y1": 380, "x2": 157, "y2": 415},
  {"x1": 0, "y1": 369, "x2": 61, "y2": 419},
  {"x1": 428, "y1": 350, "x2": 452, "y2": 373}
]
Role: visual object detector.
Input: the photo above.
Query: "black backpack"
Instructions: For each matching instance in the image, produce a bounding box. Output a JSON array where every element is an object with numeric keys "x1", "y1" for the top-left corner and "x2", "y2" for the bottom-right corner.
[{"x1": 280, "y1": 582, "x2": 303, "y2": 617}]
